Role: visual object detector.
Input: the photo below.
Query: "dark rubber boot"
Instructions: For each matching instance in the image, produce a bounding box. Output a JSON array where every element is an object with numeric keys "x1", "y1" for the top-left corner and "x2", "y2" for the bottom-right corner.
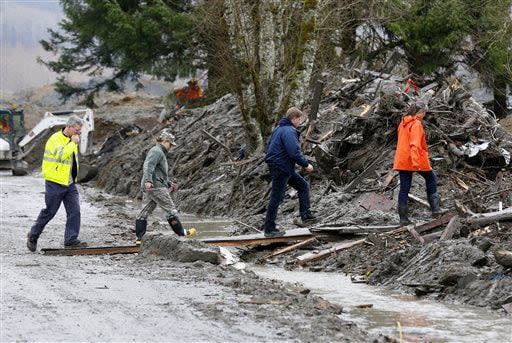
[
  {"x1": 27, "y1": 233, "x2": 37, "y2": 252},
  {"x1": 427, "y1": 193, "x2": 446, "y2": 217},
  {"x1": 398, "y1": 204, "x2": 412, "y2": 226},
  {"x1": 168, "y1": 215, "x2": 185, "y2": 236},
  {"x1": 264, "y1": 228, "x2": 286, "y2": 238},
  {"x1": 135, "y1": 219, "x2": 147, "y2": 241}
]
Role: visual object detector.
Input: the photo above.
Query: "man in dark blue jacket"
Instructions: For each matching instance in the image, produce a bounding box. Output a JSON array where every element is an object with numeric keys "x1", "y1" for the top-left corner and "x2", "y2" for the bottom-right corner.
[{"x1": 263, "y1": 107, "x2": 317, "y2": 237}]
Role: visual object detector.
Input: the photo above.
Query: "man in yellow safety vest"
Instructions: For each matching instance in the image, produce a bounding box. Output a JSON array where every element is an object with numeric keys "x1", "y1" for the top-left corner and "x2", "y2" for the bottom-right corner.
[{"x1": 27, "y1": 115, "x2": 87, "y2": 251}]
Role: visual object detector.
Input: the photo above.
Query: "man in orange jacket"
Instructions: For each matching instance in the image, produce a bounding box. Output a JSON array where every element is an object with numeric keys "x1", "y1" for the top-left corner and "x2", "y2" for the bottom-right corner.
[{"x1": 393, "y1": 101, "x2": 442, "y2": 225}]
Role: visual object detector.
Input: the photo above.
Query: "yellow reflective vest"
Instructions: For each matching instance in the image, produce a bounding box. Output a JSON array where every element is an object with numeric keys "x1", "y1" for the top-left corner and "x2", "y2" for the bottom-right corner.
[{"x1": 41, "y1": 130, "x2": 79, "y2": 186}]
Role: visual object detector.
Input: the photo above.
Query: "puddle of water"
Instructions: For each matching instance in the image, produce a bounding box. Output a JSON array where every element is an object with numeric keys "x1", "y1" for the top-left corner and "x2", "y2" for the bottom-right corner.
[
  {"x1": 251, "y1": 266, "x2": 512, "y2": 343},
  {"x1": 180, "y1": 215, "x2": 232, "y2": 238},
  {"x1": 121, "y1": 198, "x2": 232, "y2": 238}
]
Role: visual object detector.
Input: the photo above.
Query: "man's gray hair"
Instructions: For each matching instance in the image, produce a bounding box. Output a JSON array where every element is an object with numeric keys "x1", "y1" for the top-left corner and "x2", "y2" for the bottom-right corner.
[{"x1": 66, "y1": 115, "x2": 83, "y2": 127}]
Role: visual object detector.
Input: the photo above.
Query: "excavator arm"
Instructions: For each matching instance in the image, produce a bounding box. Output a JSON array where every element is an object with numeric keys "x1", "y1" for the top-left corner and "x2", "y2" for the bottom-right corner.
[{"x1": 19, "y1": 109, "x2": 94, "y2": 156}]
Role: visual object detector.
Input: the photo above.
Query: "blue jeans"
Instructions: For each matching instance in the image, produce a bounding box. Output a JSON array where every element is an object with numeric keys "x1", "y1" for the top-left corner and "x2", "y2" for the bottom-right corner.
[
  {"x1": 264, "y1": 165, "x2": 310, "y2": 231},
  {"x1": 398, "y1": 170, "x2": 437, "y2": 205},
  {"x1": 29, "y1": 181, "x2": 81, "y2": 244}
]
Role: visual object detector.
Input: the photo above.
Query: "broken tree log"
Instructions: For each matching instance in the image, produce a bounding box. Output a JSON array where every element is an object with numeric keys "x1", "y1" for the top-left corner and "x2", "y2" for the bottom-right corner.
[
  {"x1": 293, "y1": 239, "x2": 365, "y2": 265},
  {"x1": 465, "y1": 207, "x2": 512, "y2": 226},
  {"x1": 440, "y1": 215, "x2": 461, "y2": 240},
  {"x1": 406, "y1": 225, "x2": 425, "y2": 244},
  {"x1": 201, "y1": 129, "x2": 234, "y2": 161}
]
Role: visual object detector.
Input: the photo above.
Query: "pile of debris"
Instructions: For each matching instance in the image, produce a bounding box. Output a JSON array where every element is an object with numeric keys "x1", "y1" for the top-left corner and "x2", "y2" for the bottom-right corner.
[{"x1": 86, "y1": 70, "x2": 512, "y2": 311}]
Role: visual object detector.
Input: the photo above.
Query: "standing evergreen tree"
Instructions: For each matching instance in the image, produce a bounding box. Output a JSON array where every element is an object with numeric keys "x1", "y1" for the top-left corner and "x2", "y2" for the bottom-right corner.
[{"x1": 40, "y1": 0, "x2": 197, "y2": 106}]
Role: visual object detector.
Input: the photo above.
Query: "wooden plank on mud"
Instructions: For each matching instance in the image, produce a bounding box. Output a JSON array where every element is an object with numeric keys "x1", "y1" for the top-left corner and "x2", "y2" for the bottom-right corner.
[
  {"x1": 406, "y1": 225, "x2": 425, "y2": 244},
  {"x1": 201, "y1": 228, "x2": 313, "y2": 247},
  {"x1": 311, "y1": 225, "x2": 400, "y2": 235},
  {"x1": 293, "y1": 239, "x2": 366, "y2": 265},
  {"x1": 42, "y1": 245, "x2": 140, "y2": 256},
  {"x1": 415, "y1": 213, "x2": 456, "y2": 234},
  {"x1": 265, "y1": 237, "x2": 317, "y2": 259}
]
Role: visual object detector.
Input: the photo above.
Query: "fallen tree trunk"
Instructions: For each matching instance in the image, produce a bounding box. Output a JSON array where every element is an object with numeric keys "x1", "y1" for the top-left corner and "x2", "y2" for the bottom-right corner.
[
  {"x1": 466, "y1": 207, "x2": 512, "y2": 226},
  {"x1": 440, "y1": 215, "x2": 461, "y2": 240}
]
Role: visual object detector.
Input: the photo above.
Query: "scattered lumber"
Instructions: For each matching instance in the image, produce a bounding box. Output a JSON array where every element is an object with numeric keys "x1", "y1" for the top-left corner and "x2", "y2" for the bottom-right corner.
[
  {"x1": 440, "y1": 215, "x2": 461, "y2": 240},
  {"x1": 265, "y1": 237, "x2": 317, "y2": 260},
  {"x1": 422, "y1": 231, "x2": 442, "y2": 244},
  {"x1": 293, "y1": 239, "x2": 365, "y2": 265},
  {"x1": 201, "y1": 129, "x2": 234, "y2": 161},
  {"x1": 405, "y1": 225, "x2": 425, "y2": 244},
  {"x1": 416, "y1": 213, "x2": 456, "y2": 234},
  {"x1": 465, "y1": 207, "x2": 512, "y2": 226},
  {"x1": 233, "y1": 219, "x2": 262, "y2": 233},
  {"x1": 343, "y1": 150, "x2": 387, "y2": 192}
]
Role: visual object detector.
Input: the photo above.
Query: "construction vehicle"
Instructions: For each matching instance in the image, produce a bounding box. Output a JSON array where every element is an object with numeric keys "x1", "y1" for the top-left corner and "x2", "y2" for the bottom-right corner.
[{"x1": 0, "y1": 108, "x2": 94, "y2": 176}]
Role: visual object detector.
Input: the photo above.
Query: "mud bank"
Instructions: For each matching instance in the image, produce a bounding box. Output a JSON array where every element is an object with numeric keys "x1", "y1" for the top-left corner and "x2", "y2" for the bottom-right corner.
[{"x1": 1, "y1": 172, "x2": 377, "y2": 342}]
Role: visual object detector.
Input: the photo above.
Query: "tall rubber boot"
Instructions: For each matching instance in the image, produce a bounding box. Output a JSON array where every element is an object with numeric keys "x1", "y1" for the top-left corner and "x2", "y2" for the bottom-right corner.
[
  {"x1": 427, "y1": 193, "x2": 445, "y2": 217},
  {"x1": 135, "y1": 219, "x2": 147, "y2": 244},
  {"x1": 398, "y1": 204, "x2": 412, "y2": 226},
  {"x1": 168, "y1": 215, "x2": 185, "y2": 236}
]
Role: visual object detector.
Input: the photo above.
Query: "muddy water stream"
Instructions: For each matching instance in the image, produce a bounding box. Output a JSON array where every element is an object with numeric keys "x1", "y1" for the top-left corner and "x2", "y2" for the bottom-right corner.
[
  {"x1": 113, "y1": 198, "x2": 511, "y2": 342},
  {"x1": 251, "y1": 266, "x2": 511, "y2": 342}
]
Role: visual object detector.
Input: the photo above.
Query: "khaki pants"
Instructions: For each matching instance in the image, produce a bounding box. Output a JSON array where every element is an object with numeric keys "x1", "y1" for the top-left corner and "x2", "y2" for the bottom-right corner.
[{"x1": 136, "y1": 188, "x2": 178, "y2": 220}]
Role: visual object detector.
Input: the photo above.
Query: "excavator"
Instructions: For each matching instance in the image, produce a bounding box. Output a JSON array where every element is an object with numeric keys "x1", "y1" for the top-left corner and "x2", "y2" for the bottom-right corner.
[{"x1": 0, "y1": 107, "x2": 94, "y2": 175}]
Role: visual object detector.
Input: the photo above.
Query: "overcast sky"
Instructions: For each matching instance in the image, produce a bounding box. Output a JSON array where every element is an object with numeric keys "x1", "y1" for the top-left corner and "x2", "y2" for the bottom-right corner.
[{"x1": 0, "y1": 0, "x2": 66, "y2": 93}]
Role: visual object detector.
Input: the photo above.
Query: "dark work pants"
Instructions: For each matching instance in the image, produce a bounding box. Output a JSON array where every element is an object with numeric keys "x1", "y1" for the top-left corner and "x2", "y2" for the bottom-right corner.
[
  {"x1": 398, "y1": 170, "x2": 437, "y2": 205},
  {"x1": 264, "y1": 165, "x2": 310, "y2": 231},
  {"x1": 29, "y1": 181, "x2": 81, "y2": 244}
]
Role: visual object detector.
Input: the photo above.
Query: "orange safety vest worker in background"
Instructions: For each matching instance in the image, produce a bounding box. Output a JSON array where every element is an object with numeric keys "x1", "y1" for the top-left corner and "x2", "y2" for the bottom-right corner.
[
  {"x1": 173, "y1": 79, "x2": 203, "y2": 107},
  {"x1": 186, "y1": 81, "x2": 203, "y2": 101},
  {"x1": 393, "y1": 114, "x2": 432, "y2": 171},
  {"x1": 392, "y1": 102, "x2": 442, "y2": 226}
]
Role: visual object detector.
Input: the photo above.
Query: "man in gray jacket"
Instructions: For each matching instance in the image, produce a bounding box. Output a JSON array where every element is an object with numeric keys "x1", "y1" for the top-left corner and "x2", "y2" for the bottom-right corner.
[{"x1": 135, "y1": 130, "x2": 195, "y2": 244}]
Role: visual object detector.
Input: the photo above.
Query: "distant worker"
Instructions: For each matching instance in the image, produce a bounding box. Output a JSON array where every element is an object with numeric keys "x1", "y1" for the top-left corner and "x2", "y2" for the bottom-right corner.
[
  {"x1": 262, "y1": 107, "x2": 317, "y2": 237},
  {"x1": 0, "y1": 115, "x2": 10, "y2": 133},
  {"x1": 135, "y1": 130, "x2": 195, "y2": 244},
  {"x1": 27, "y1": 115, "x2": 86, "y2": 251},
  {"x1": 393, "y1": 101, "x2": 442, "y2": 225},
  {"x1": 173, "y1": 78, "x2": 203, "y2": 108}
]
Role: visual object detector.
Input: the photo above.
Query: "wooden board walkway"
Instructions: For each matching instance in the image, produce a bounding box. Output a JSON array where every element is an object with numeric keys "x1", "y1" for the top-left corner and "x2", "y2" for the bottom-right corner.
[
  {"x1": 201, "y1": 228, "x2": 314, "y2": 247},
  {"x1": 42, "y1": 245, "x2": 140, "y2": 256},
  {"x1": 41, "y1": 228, "x2": 314, "y2": 255},
  {"x1": 311, "y1": 225, "x2": 400, "y2": 235}
]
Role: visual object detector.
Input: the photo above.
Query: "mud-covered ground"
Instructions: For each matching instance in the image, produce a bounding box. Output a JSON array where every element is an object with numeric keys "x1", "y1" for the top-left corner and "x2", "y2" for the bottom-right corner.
[
  {"x1": 1, "y1": 172, "x2": 380, "y2": 342},
  {"x1": 10, "y1": 77, "x2": 512, "y2": 320}
]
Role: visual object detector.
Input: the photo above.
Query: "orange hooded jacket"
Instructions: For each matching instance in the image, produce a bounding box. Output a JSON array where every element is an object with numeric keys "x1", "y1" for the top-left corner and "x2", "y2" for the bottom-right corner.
[{"x1": 393, "y1": 115, "x2": 432, "y2": 171}]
